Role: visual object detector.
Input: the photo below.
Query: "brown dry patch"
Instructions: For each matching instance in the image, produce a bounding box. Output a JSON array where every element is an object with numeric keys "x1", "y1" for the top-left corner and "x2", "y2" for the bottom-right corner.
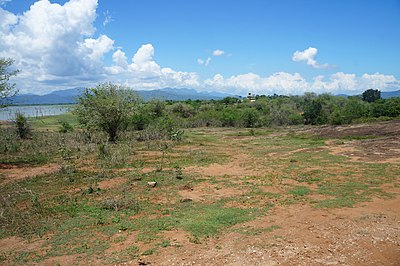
[
  {"x1": 0, "y1": 163, "x2": 59, "y2": 185},
  {"x1": 144, "y1": 191, "x2": 400, "y2": 266},
  {"x1": 40, "y1": 254, "x2": 98, "y2": 266},
  {"x1": 105, "y1": 231, "x2": 141, "y2": 254},
  {"x1": 97, "y1": 176, "x2": 127, "y2": 190},
  {"x1": 0, "y1": 236, "x2": 48, "y2": 264},
  {"x1": 326, "y1": 136, "x2": 400, "y2": 163},
  {"x1": 178, "y1": 182, "x2": 246, "y2": 202},
  {"x1": 186, "y1": 162, "x2": 257, "y2": 177},
  {"x1": 162, "y1": 229, "x2": 191, "y2": 247},
  {"x1": 312, "y1": 120, "x2": 400, "y2": 138},
  {"x1": 184, "y1": 149, "x2": 257, "y2": 178},
  {"x1": 307, "y1": 120, "x2": 400, "y2": 163}
]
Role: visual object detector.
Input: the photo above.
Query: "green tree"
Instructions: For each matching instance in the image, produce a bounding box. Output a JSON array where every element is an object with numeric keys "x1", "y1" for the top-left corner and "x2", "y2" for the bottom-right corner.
[
  {"x1": 1, "y1": 58, "x2": 20, "y2": 106},
  {"x1": 75, "y1": 82, "x2": 140, "y2": 142},
  {"x1": 362, "y1": 89, "x2": 381, "y2": 103}
]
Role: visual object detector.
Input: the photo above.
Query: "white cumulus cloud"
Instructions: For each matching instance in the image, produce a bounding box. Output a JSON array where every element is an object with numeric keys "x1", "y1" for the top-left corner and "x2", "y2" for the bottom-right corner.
[
  {"x1": 105, "y1": 43, "x2": 200, "y2": 90},
  {"x1": 292, "y1": 47, "x2": 330, "y2": 69},
  {"x1": 0, "y1": 0, "x2": 200, "y2": 93},
  {"x1": 0, "y1": 0, "x2": 105, "y2": 93}
]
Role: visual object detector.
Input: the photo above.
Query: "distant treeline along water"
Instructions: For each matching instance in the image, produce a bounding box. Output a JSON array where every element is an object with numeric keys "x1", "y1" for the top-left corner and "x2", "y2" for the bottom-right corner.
[{"x1": 0, "y1": 105, "x2": 72, "y2": 120}]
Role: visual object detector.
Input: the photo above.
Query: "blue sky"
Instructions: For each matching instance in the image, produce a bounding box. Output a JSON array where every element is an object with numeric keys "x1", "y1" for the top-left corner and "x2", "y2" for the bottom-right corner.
[{"x1": 1, "y1": 0, "x2": 399, "y2": 95}]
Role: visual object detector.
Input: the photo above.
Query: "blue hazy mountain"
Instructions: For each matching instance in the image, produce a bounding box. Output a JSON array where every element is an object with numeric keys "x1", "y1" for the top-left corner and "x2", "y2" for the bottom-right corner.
[
  {"x1": 336, "y1": 90, "x2": 400, "y2": 99},
  {"x1": 381, "y1": 90, "x2": 400, "y2": 99},
  {"x1": 9, "y1": 87, "x2": 236, "y2": 105}
]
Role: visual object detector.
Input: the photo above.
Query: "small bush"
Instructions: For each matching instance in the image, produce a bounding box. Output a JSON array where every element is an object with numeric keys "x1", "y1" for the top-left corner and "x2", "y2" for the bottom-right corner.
[
  {"x1": 14, "y1": 112, "x2": 31, "y2": 139},
  {"x1": 101, "y1": 197, "x2": 140, "y2": 213},
  {"x1": 59, "y1": 121, "x2": 74, "y2": 133}
]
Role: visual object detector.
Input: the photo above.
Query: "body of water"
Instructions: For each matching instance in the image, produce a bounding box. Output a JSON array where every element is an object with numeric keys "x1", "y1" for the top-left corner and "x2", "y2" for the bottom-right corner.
[{"x1": 0, "y1": 105, "x2": 73, "y2": 120}]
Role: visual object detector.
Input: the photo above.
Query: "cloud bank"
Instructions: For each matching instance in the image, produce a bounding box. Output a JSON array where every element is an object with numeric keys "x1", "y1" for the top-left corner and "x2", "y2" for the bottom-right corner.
[
  {"x1": 205, "y1": 71, "x2": 399, "y2": 95},
  {"x1": 0, "y1": 1, "x2": 399, "y2": 96}
]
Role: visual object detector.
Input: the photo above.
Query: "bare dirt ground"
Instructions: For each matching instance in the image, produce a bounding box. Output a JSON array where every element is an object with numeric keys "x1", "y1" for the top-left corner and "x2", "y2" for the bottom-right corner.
[
  {"x1": 148, "y1": 197, "x2": 400, "y2": 266},
  {"x1": 0, "y1": 163, "x2": 59, "y2": 185},
  {"x1": 1, "y1": 121, "x2": 399, "y2": 265},
  {"x1": 144, "y1": 121, "x2": 400, "y2": 266},
  {"x1": 311, "y1": 120, "x2": 400, "y2": 163}
]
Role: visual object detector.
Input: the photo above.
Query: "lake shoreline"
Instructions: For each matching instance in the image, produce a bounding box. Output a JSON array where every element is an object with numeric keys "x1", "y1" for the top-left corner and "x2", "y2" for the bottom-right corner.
[{"x1": 0, "y1": 104, "x2": 74, "y2": 121}]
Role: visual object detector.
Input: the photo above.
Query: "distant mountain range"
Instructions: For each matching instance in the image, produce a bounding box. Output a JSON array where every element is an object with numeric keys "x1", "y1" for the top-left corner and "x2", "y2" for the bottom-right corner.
[
  {"x1": 381, "y1": 90, "x2": 400, "y2": 99},
  {"x1": 8, "y1": 87, "x2": 238, "y2": 105}
]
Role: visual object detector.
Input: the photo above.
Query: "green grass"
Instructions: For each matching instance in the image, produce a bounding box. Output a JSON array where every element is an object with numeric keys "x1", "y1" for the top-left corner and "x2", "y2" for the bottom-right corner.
[
  {"x1": 177, "y1": 203, "x2": 259, "y2": 239},
  {"x1": 289, "y1": 186, "x2": 311, "y2": 196},
  {"x1": 29, "y1": 111, "x2": 79, "y2": 130},
  {"x1": 314, "y1": 181, "x2": 391, "y2": 208}
]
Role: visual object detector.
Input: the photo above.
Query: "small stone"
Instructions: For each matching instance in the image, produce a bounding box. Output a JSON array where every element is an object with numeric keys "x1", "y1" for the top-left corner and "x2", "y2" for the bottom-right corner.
[{"x1": 147, "y1": 181, "x2": 157, "y2": 187}]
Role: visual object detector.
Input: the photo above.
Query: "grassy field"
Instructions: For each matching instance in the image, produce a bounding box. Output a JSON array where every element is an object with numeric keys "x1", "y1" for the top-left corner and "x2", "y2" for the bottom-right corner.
[{"x1": 0, "y1": 116, "x2": 399, "y2": 265}]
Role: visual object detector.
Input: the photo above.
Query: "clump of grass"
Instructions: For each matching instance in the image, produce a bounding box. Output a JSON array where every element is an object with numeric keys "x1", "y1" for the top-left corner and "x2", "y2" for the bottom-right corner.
[
  {"x1": 314, "y1": 181, "x2": 390, "y2": 208},
  {"x1": 177, "y1": 203, "x2": 259, "y2": 240},
  {"x1": 101, "y1": 197, "x2": 141, "y2": 213},
  {"x1": 289, "y1": 186, "x2": 311, "y2": 196},
  {"x1": 59, "y1": 121, "x2": 74, "y2": 133}
]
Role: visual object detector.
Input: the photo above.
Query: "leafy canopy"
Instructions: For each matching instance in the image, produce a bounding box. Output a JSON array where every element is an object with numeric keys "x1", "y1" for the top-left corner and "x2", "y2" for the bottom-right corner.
[
  {"x1": 75, "y1": 82, "x2": 140, "y2": 142},
  {"x1": 1, "y1": 57, "x2": 20, "y2": 106}
]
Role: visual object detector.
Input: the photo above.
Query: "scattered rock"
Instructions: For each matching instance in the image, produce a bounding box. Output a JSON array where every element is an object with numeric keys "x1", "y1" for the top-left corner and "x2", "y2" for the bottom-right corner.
[{"x1": 147, "y1": 181, "x2": 157, "y2": 187}]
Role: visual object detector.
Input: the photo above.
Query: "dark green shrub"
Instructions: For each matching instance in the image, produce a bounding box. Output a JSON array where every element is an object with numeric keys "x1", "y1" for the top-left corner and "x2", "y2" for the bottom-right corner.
[
  {"x1": 14, "y1": 112, "x2": 31, "y2": 139},
  {"x1": 131, "y1": 112, "x2": 151, "y2": 130},
  {"x1": 59, "y1": 121, "x2": 74, "y2": 133},
  {"x1": 240, "y1": 108, "x2": 260, "y2": 128},
  {"x1": 221, "y1": 108, "x2": 239, "y2": 127}
]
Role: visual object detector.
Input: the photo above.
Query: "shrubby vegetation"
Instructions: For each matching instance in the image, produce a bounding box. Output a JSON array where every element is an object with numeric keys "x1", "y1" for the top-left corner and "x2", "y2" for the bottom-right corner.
[{"x1": 127, "y1": 90, "x2": 399, "y2": 131}]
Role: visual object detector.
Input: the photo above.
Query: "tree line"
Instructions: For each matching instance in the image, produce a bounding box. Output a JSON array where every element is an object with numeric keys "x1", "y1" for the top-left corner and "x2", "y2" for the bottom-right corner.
[{"x1": 74, "y1": 84, "x2": 399, "y2": 142}]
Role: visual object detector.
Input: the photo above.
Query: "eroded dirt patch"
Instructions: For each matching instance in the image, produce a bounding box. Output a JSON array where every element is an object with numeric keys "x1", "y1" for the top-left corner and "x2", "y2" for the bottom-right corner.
[
  {"x1": 311, "y1": 120, "x2": 400, "y2": 138},
  {"x1": 178, "y1": 181, "x2": 246, "y2": 203},
  {"x1": 146, "y1": 193, "x2": 400, "y2": 266},
  {"x1": 0, "y1": 163, "x2": 59, "y2": 185},
  {"x1": 326, "y1": 136, "x2": 400, "y2": 163},
  {"x1": 310, "y1": 120, "x2": 400, "y2": 163}
]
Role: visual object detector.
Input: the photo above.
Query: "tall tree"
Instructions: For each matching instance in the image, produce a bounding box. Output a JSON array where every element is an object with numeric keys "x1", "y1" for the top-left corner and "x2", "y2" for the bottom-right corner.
[
  {"x1": 0, "y1": 58, "x2": 20, "y2": 107},
  {"x1": 362, "y1": 89, "x2": 381, "y2": 103}
]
